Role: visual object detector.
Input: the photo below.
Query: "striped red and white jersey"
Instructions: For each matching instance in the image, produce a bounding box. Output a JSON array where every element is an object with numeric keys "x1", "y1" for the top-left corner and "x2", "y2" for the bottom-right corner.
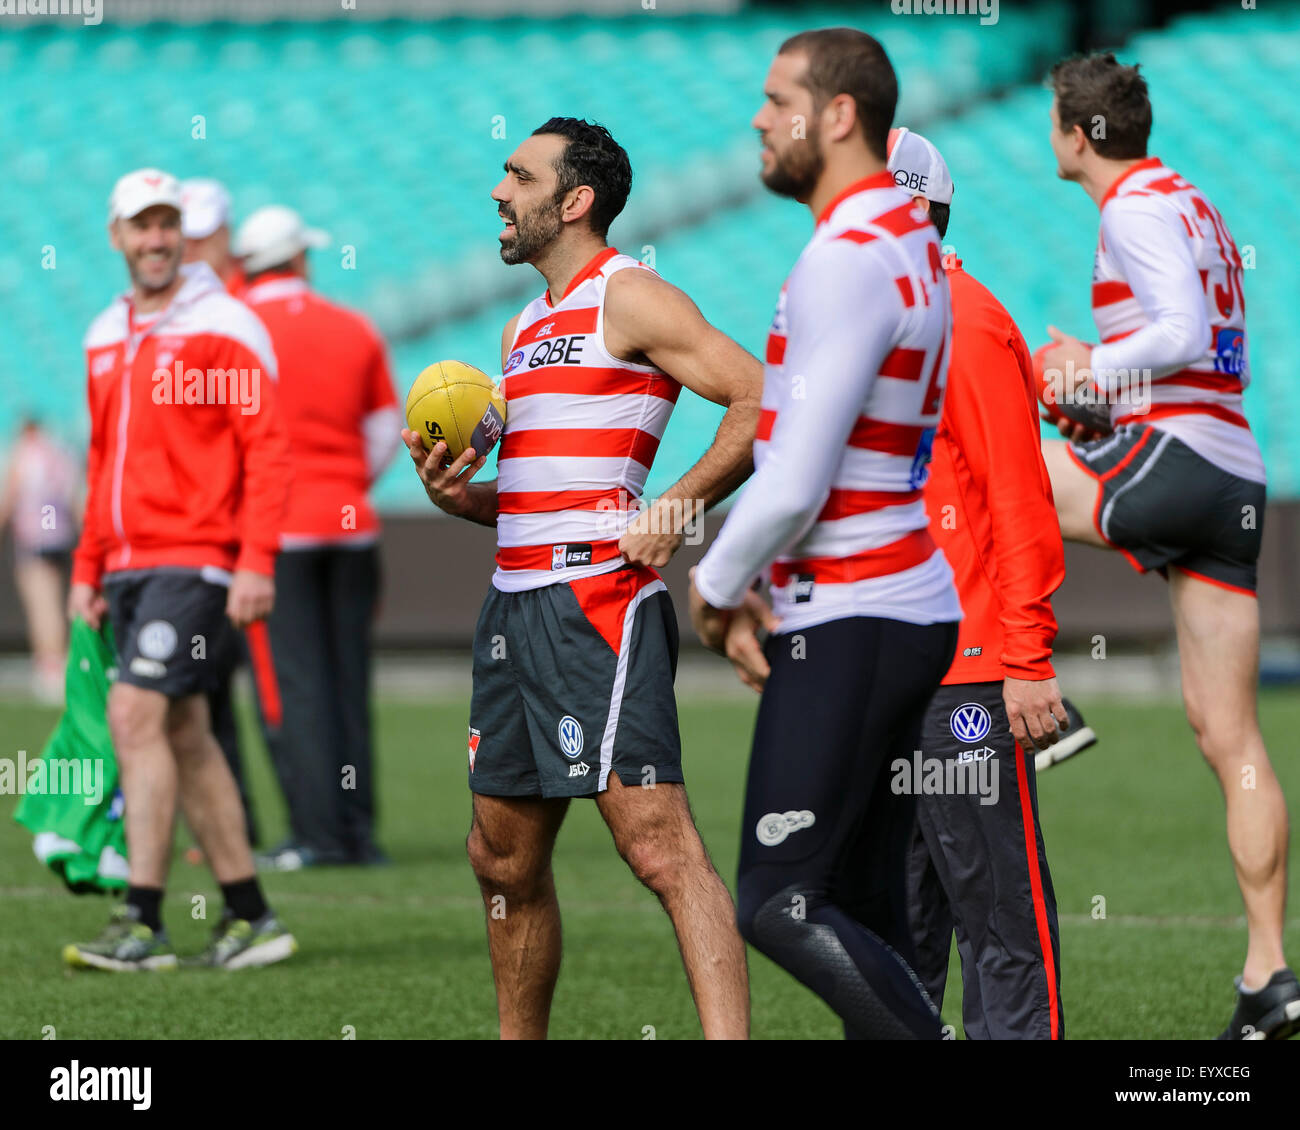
[
  {"x1": 1089, "y1": 157, "x2": 1263, "y2": 483},
  {"x1": 694, "y1": 172, "x2": 961, "y2": 632},
  {"x1": 492, "y1": 247, "x2": 681, "y2": 592}
]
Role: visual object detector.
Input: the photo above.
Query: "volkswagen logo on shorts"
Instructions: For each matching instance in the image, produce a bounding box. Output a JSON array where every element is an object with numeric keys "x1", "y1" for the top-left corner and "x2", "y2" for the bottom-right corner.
[
  {"x1": 558, "y1": 715, "x2": 584, "y2": 759},
  {"x1": 138, "y1": 620, "x2": 178, "y2": 661},
  {"x1": 950, "y1": 702, "x2": 991, "y2": 744}
]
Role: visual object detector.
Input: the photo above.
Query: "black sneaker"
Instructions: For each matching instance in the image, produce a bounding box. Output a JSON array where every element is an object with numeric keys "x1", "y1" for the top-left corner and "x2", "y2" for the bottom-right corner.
[
  {"x1": 1218, "y1": 968, "x2": 1300, "y2": 1040},
  {"x1": 1035, "y1": 698, "x2": 1098, "y2": 772}
]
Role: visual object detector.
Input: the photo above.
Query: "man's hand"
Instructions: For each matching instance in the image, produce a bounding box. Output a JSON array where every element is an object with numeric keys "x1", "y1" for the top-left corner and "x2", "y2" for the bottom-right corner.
[
  {"x1": 227, "y1": 570, "x2": 274, "y2": 629},
  {"x1": 1004, "y1": 675, "x2": 1069, "y2": 751},
  {"x1": 688, "y1": 568, "x2": 731, "y2": 653},
  {"x1": 67, "y1": 583, "x2": 107, "y2": 629},
  {"x1": 723, "y1": 590, "x2": 781, "y2": 693},
  {"x1": 619, "y1": 498, "x2": 695, "y2": 568},
  {"x1": 1043, "y1": 327, "x2": 1105, "y2": 443},
  {"x1": 402, "y1": 429, "x2": 486, "y2": 518}
]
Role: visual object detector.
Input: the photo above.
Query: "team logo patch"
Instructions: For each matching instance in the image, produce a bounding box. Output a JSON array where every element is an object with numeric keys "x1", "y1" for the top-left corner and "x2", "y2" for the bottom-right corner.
[
  {"x1": 129, "y1": 657, "x2": 166, "y2": 679},
  {"x1": 558, "y1": 715, "x2": 584, "y2": 759},
  {"x1": 755, "y1": 810, "x2": 815, "y2": 847},
  {"x1": 790, "y1": 574, "x2": 815, "y2": 604},
  {"x1": 551, "y1": 543, "x2": 593, "y2": 571},
  {"x1": 468, "y1": 727, "x2": 481, "y2": 772},
  {"x1": 1214, "y1": 327, "x2": 1245, "y2": 376},
  {"x1": 950, "y1": 702, "x2": 992, "y2": 744},
  {"x1": 504, "y1": 349, "x2": 525, "y2": 375},
  {"x1": 137, "y1": 620, "x2": 177, "y2": 661}
]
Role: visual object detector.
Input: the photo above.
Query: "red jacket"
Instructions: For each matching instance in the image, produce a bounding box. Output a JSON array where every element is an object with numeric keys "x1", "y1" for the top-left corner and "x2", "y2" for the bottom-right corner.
[
  {"x1": 241, "y1": 271, "x2": 397, "y2": 543},
  {"x1": 74, "y1": 262, "x2": 290, "y2": 587},
  {"x1": 926, "y1": 259, "x2": 1064, "y2": 684}
]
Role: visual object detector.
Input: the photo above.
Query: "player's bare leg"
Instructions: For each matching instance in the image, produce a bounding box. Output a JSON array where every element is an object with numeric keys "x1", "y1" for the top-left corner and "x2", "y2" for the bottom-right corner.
[
  {"x1": 467, "y1": 794, "x2": 570, "y2": 1039},
  {"x1": 595, "y1": 772, "x2": 749, "y2": 1039},
  {"x1": 1041, "y1": 439, "x2": 1108, "y2": 548},
  {"x1": 170, "y1": 692, "x2": 257, "y2": 883},
  {"x1": 1169, "y1": 569, "x2": 1289, "y2": 986},
  {"x1": 106, "y1": 682, "x2": 179, "y2": 887}
]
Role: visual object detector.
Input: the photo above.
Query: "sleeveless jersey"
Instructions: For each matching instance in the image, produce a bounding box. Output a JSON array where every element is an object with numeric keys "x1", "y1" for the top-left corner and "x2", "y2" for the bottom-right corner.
[{"x1": 493, "y1": 248, "x2": 681, "y2": 592}]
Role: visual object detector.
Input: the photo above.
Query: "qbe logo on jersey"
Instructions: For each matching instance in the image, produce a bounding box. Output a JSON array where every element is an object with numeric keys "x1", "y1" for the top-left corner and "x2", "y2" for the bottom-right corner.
[
  {"x1": 950, "y1": 702, "x2": 992, "y2": 744},
  {"x1": 558, "y1": 715, "x2": 584, "y2": 760}
]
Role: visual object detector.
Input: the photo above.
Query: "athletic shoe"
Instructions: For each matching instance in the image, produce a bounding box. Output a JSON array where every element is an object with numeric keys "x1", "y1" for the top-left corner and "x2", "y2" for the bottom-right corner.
[
  {"x1": 1035, "y1": 698, "x2": 1098, "y2": 772},
  {"x1": 63, "y1": 904, "x2": 178, "y2": 972},
  {"x1": 185, "y1": 910, "x2": 297, "y2": 970},
  {"x1": 1218, "y1": 968, "x2": 1300, "y2": 1040},
  {"x1": 255, "y1": 842, "x2": 349, "y2": 871}
]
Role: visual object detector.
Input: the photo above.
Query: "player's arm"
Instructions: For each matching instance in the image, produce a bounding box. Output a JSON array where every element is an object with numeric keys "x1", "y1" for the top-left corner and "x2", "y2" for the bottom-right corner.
[
  {"x1": 603, "y1": 269, "x2": 763, "y2": 567},
  {"x1": 360, "y1": 321, "x2": 403, "y2": 486},
  {"x1": 224, "y1": 333, "x2": 290, "y2": 627},
  {"x1": 949, "y1": 318, "x2": 1069, "y2": 749},
  {"x1": 400, "y1": 315, "x2": 510, "y2": 527},
  {"x1": 691, "y1": 242, "x2": 901, "y2": 643},
  {"x1": 69, "y1": 356, "x2": 109, "y2": 628},
  {"x1": 1089, "y1": 196, "x2": 1210, "y2": 384}
]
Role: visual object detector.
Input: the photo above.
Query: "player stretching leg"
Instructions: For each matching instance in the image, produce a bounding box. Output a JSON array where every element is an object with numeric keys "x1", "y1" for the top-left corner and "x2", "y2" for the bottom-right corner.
[
  {"x1": 691, "y1": 29, "x2": 960, "y2": 1039},
  {"x1": 1038, "y1": 53, "x2": 1298, "y2": 1040},
  {"x1": 64, "y1": 170, "x2": 296, "y2": 971},
  {"x1": 403, "y1": 119, "x2": 759, "y2": 1038}
]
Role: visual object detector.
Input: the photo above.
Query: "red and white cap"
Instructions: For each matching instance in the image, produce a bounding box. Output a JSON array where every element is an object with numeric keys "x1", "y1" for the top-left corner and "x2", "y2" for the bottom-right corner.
[
  {"x1": 180, "y1": 177, "x2": 232, "y2": 240},
  {"x1": 109, "y1": 168, "x2": 183, "y2": 222},
  {"x1": 233, "y1": 205, "x2": 329, "y2": 272},
  {"x1": 886, "y1": 127, "x2": 954, "y2": 205}
]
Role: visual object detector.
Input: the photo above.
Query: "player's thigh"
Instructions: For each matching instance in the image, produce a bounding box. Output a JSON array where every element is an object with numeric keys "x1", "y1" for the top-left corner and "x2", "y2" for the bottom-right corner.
[
  {"x1": 594, "y1": 773, "x2": 704, "y2": 881},
  {"x1": 1169, "y1": 569, "x2": 1261, "y2": 747},
  {"x1": 467, "y1": 792, "x2": 570, "y2": 887},
  {"x1": 1040, "y1": 439, "x2": 1106, "y2": 547},
  {"x1": 738, "y1": 617, "x2": 956, "y2": 890},
  {"x1": 106, "y1": 680, "x2": 169, "y2": 747}
]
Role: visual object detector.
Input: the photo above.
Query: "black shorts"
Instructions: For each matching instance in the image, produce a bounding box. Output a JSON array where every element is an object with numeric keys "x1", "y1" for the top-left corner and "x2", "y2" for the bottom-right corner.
[
  {"x1": 467, "y1": 565, "x2": 683, "y2": 799},
  {"x1": 1068, "y1": 423, "x2": 1265, "y2": 594},
  {"x1": 104, "y1": 570, "x2": 233, "y2": 699}
]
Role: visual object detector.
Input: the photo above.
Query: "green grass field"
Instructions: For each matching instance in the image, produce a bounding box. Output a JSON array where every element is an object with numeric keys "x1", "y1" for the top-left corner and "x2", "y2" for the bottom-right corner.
[{"x1": 1, "y1": 688, "x2": 1297, "y2": 1040}]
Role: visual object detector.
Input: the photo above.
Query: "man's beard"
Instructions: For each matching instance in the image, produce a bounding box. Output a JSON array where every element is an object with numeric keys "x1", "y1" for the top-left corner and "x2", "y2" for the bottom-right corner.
[
  {"x1": 127, "y1": 249, "x2": 181, "y2": 293},
  {"x1": 499, "y1": 195, "x2": 565, "y2": 265},
  {"x1": 761, "y1": 129, "x2": 825, "y2": 200}
]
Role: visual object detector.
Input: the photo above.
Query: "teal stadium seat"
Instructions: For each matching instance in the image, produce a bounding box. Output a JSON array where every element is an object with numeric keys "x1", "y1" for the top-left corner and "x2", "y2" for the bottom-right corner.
[{"x1": 5, "y1": 4, "x2": 1293, "y2": 506}]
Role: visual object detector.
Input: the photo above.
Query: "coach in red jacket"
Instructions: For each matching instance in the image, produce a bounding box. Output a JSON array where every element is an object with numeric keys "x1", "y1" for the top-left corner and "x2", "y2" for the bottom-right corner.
[
  {"x1": 886, "y1": 130, "x2": 1072, "y2": 1039},
  {"x1": 64, "y1": 168, "x2": 296, "y2": 971},
  {"x1": 233, "y1": 205, "x2": 401, "y2": 870}
]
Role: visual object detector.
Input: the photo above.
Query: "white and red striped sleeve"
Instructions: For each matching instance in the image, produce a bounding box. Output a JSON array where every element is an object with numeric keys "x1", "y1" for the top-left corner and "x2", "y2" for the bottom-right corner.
[
  {"x1": 693, "y1": 240, "x2": 905, "y2": 609},
  {"x1": 1090, "y1": 194, "x2": 1210, "y2": 388}
]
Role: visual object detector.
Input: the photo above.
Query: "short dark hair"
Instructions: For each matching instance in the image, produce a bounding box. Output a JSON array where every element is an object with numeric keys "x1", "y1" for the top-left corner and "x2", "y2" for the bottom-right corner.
[
  {"x1": 1049, "y1": 52, "x2": 1151, "y2": 160},
  {"x1": 928, "y1": 201, "x2": 950, "y2": 240},
  {"x1": 778, "y1": 27, "x2": 897, "y2": 161},
  {"x1": 530, "y1": 117, "x2": 632, "y2": 239}
]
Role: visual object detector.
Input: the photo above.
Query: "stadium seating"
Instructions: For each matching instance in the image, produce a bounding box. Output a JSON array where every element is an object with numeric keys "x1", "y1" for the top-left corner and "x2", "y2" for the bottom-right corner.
[{"x1": 7, "y1": 3, "x2": 1296, "y2": 505}]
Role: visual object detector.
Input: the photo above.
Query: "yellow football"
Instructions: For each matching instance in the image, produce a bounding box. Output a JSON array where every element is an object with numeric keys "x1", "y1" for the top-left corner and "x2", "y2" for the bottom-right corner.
[{"x1": 404, "y1": 360, "x2": 507, "y2": 461}]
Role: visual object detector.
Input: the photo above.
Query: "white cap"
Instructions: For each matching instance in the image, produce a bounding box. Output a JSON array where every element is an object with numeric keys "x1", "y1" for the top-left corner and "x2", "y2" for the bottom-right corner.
[
  {"x1": 180, "y1": 178, "x2": 232, "y2": 240},
  {"x1": 233, "y1": 205, "x2": 329, "y2": 272},
  {"x1": 886, "y1": 127, "x2": 954, "y2": 205},
  {"x1": 109, "y1": 168, "x2": 183, "y2": 222}
]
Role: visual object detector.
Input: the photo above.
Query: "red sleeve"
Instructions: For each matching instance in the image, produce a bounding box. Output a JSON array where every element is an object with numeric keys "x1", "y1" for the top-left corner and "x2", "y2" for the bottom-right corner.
[
  {"x1": 364, "y1": 324, "x2": 398, "y2": 413},
  {"x1": 945, "y1": 311, "x2": 1065, "y2": 680},
  {"x1": 72, "y1": 356, "x2": 107, "y2": 588},
  {"x1": 222, "y1": 336, "x2": 291, "y2": 577}
]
